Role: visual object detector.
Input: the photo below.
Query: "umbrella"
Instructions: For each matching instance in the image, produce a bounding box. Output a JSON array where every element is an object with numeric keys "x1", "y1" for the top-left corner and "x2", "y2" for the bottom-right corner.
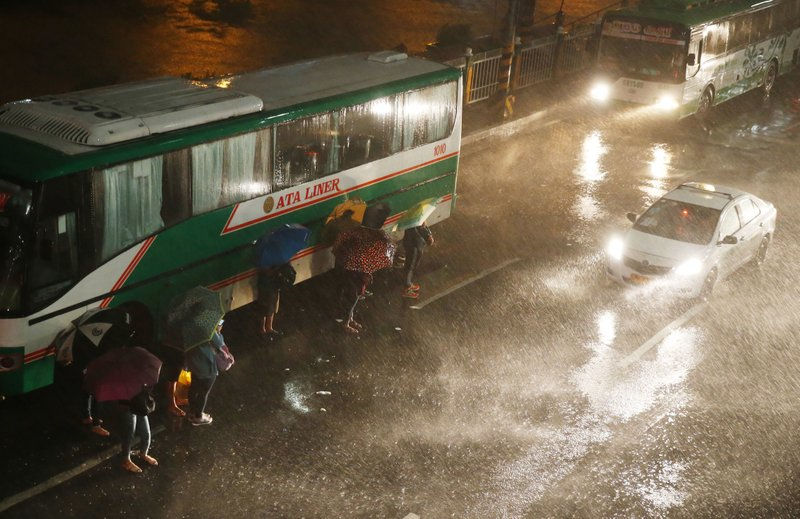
[
  {"x1": 396, "y1": 197, "x2": 440, "y2": 231},
  {"x1": 165, "y1": 286, "x2": 224, "y2": 351},
  {"x1": 332, "y1": 226, "x2": 396, "y2": 274},
  {"x1": 362, "y1": 202, "x2": 391, "y2": 230},
  {"x1": 321, "y1": 212, "x2": 360, "y2": 245},
  {"x1": 254, "y1": 224, "x2": 310, "y2": 268},
  {"x1": 54, "y1": 307, "x2": 133, "y2": 366},
  {"x1": 326, "y1": 198, "x2": 366, "y2": 225},
  {"x1": 83, "y1": 346, "x2": 162, "y2": 402}
]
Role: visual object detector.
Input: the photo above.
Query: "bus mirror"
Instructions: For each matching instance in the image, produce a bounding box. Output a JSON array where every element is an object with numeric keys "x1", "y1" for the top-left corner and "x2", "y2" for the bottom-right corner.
[{"x1": 687, "y1": 53, "x2": 696, "y2": 66}]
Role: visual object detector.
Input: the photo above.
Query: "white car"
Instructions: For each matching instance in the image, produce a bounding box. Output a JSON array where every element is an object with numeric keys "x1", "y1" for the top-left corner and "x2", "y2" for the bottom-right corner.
[{"x1": 606, "y1": 182, "x2": 777, "y2": 299}]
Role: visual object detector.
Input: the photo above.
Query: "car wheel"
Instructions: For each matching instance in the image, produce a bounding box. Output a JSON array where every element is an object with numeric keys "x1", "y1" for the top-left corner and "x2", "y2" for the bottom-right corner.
[
  {"x1": 751, "y1": 235, "x2": 770, "y2": 269},
  {"x1": 763, "y1": 61, "x2": 777, "y2": 96},
  {"x1": 697, "y1": 267, "x2": 717, "y2": 302}
]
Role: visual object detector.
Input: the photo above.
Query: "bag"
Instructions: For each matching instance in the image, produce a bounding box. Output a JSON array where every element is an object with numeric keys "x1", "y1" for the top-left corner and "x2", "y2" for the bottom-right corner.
[
  {"x1": 276, "y1": 264, "x2": 296, "y2": 289},
  {"x1": 129, "y1": 386, "x2": 156, "y2": 416},
  {"x1": 215, "y1": 344, "x2": 235, "y2": 372}
]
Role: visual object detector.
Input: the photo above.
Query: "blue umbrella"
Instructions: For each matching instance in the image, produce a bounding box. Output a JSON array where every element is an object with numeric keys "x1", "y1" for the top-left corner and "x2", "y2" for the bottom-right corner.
[{"x1": 255, "y1": 224, "x2": 310, "y2": 268}]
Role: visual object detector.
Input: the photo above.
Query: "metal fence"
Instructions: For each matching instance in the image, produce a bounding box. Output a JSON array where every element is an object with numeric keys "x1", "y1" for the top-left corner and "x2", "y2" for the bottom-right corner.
[
  {"x1": 556, "y1": 25, "x2": 597, "y2": 76},
  {"x1": 440, "y1": 24, "x2": 600, "y2": 106},
  {"x1": 514, "y1": 35, "x2": 557, "y2": 90}
]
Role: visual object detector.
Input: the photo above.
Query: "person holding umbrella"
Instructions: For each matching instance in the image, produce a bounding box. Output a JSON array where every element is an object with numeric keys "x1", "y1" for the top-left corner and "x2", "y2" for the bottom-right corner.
[
  {"x1": 54, "y1": 307, "x2": 135, "y2": 437},
  {"x1": 332, "y1": 203, "x2": 395, "y2": 334},
  {"x1": 185, "y1": 325, "x2": 226, "y2": 425},
  {"x1": 401, "y1": 223, "x2": 434, "y2": 299},
  {"x1": 164, "y1": 287, "x2": 227, "y2": 426},
  {"x1": 253, "y1": 224, "x2": 308, "y2": 342},
  {"x1": 82, "y1": 345, "x2": 162, "y2": 473}
]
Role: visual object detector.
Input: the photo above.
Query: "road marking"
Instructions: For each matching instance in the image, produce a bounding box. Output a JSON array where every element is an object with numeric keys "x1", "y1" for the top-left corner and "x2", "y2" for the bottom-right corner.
[
  {"x1": 620, "y1": 302, "x2": 706, "y2": 366},
  {"x1": 410, "y1": 257, "x2": 521, "y2": 310},
  {"x1": 0, "y1": 424, "x2": 165, "y2": 513}
]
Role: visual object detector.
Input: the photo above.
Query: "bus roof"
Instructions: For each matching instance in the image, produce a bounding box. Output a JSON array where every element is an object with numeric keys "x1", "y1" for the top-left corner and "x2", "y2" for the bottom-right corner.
[
  {"x1": 607, "y1": 0, "x2": 776, "y2": 28},
  {"x1": 0, "y1": 52, "x2": 459, "y2": 183}
]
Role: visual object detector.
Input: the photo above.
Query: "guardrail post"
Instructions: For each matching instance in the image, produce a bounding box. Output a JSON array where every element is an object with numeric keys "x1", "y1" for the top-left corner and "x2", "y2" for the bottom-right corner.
[
  {"x1": 511, "y1": 36, "x2": 523, "y2": 90},
  {"x1": 464, "y1": 47, "x2": 474, "y2": 104},
  {"x1": 552, "y1": 19, "x2": 567, "y2": 79}
]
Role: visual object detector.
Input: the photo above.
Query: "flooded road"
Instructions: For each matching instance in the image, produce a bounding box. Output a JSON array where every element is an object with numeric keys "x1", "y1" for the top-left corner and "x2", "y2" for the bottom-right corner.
[
  {"x1": 3, "y1": 72, "x2": 800, "y2": 517},
  {"x1": 0, "y1": 0, "x2": 605, "y2": 103}
]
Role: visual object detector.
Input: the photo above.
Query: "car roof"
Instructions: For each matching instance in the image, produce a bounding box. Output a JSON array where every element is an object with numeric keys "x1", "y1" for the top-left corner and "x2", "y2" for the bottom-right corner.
[{"x1": 663, "y1": 182, "x2": 748, "y2": 210}]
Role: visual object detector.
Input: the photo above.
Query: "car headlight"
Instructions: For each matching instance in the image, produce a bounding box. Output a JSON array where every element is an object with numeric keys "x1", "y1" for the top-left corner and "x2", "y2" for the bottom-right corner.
[
  {"x1": 590, "y1": 82, "x2": 611, "y2": 102},
  {"x1": 655, "y1": 95, "x2": 679, "y2": 111},
  {"x1": 606, "y1": 236, "x2": 625, "y2": 261},
  {"x1": 674, "y1": 257, "x2": 703, "y2": 276}
]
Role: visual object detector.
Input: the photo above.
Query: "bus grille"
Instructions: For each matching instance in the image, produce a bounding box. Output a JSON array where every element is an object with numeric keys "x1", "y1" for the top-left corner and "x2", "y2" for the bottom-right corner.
[{"x1": 0, "y1": 106, "x2": 91, "y2": 144}]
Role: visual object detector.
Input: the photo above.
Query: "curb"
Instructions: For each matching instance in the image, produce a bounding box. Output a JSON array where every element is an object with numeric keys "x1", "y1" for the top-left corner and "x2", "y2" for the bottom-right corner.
[{"x1": 462, "y1": 107, "x2": 551, "y2": 147}]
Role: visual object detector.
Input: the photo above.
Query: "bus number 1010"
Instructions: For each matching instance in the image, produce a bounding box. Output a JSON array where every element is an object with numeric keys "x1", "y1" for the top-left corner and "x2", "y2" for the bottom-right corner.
[{"x1": 434, "y1": 143, "x2": 447, "y2": 156}]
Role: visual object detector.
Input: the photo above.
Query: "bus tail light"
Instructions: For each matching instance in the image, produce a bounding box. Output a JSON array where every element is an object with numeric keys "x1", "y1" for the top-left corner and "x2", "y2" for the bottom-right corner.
[{"x1": 0, "y1": 353, "x2": 23, "y2": 372}]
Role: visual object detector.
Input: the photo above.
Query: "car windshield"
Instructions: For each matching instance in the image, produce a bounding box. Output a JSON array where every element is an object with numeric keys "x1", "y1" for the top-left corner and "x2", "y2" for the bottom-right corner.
[
  {"x1": 598, "y1": 36, "x2": 686, "y2": 83},
  {"x1": 633, "y1": 198, "x2": 720, "y2": 245},
  {"x1": 0, "y1": 179, "x2": 33, "y2": 313}
]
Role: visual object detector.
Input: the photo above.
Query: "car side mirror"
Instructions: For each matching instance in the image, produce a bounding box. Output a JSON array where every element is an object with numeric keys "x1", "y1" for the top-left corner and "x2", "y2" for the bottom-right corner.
[
  {"x1": 720, "y1": 235, "x2": 738, "y2": 245},
  {"x1": 626, "y1": 212, "x2": 638, "y2": 223},
  {"x1": 687, "y1": 53, "x2": 696, "y2": 66}
]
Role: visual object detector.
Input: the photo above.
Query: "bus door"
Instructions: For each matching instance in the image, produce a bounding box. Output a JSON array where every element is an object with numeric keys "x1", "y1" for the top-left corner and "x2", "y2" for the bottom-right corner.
[{"x1": 685, "y1": 30, "x2": 705, "y2": 100}]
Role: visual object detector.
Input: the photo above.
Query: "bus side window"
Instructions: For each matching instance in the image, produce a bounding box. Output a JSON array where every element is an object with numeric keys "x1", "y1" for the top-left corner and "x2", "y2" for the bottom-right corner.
[
  {"x1": 94, "y1": 157, "x2": 165, "y2": 262},
  {"x1": 29, "y1": 176, "x2": 82, "y2": 307},
  {"x1": 338, "y1": 95, "x2": 399, "y2": 170},
  {"x1": 162, "y1": 148, "x2": 192, "y2": 226},
  {"x1": 275, "y1": 113, "x2": 334, "y2": 188},
  {"x1": 402, "y1": 82, "x2": 457, "y2": 150}
]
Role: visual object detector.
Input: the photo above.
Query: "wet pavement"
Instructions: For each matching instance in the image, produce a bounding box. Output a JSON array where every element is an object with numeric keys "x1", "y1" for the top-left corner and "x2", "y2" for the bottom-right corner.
[{"x1": 2, "y1": 71, "x2": 800, "y2": 517}]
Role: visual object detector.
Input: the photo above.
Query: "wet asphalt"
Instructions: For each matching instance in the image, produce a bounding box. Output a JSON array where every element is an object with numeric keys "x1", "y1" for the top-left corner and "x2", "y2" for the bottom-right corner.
[{"x1": 3, "y1": 76, "x2": 800, "y2": 517}]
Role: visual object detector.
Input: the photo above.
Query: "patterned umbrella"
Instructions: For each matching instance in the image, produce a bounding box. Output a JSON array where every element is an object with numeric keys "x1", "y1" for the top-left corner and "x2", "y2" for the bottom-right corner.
[
  {"x1": 83, "y1": 346, "x2": 162, "y2": 402},
  {"x1": 54, "y1": 307, "x2": 133, "y2": 367},
  {"x1": 332, "y1": 227, "x2": 396, "y2": 274},
  {"x1": 165, "y1": 287, "x2": 225, "y2": 351},
  {"x1": 396, "y1": 197, "x2": 440, "y2": 231}
]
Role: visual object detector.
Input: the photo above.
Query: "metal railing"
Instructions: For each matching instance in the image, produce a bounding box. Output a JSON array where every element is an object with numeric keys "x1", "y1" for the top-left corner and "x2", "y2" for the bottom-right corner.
[
  {"x1": 556, "y1": 25, "x2": 597, "y2": 76},
  {"x1": 514, "y1": 35, "x2": 557, "y2": 90}
]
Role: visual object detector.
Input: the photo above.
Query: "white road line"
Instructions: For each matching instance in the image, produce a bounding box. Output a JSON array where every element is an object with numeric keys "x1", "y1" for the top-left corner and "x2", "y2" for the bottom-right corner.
[
  {"x1": 0, "y1": 424, "x2": 166, "y2": 513},
  {"x1": 410, "y1": 257, "x2": 521, "y2": 310},
  {"x1": 620, "y1": 302, "x2": 706, "y2": 367}
]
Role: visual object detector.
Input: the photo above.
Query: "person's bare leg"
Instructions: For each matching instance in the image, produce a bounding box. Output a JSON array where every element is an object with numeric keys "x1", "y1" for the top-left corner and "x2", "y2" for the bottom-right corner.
[{"x1": 167, "y1": 381, "x2": 186, "y2": 417}]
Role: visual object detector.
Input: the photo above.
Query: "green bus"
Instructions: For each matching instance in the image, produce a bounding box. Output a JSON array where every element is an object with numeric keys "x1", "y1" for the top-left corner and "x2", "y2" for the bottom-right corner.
[
  {"x1": 590, "y1": 0, "x2": 800, "y2": 117},
  {"x1": 0, "y1": 51, "x2": 462, "y2": 395}
]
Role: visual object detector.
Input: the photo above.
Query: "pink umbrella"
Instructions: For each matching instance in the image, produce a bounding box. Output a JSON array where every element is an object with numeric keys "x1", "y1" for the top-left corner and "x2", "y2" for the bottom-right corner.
[{"x1": 83, "y1": 346, "x2": 162, "y2": 402}]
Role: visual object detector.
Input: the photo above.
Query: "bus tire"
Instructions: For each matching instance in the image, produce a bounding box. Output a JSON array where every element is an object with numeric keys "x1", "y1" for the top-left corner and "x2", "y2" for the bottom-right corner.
[
  {"x1": 119, "y1": 302, "x2": 154, "y2": 346},
  {"x1": 697, "y1": 87, "x2": 714, "y2": 119},
  {"x1": 763, "y1": 60, "x2": 778, "y2": 96}
]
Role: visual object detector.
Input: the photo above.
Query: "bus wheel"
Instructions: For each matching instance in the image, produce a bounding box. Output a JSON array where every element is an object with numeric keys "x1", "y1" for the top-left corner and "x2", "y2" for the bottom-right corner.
[
  {"x1": 697, "y1": 88, "x2": 714, "y2": 119},
  {"x1": 763, "y1": 61, "x2": 777, "y2": 96}
]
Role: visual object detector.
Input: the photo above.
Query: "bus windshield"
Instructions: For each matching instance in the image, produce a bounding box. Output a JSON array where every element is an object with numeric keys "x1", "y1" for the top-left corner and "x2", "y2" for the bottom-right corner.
[
  {"x1": 599, "y1": 37, "x2": 686, "y2": 83},
  {"x1": 0, "y1": 180, "x2": 32, "y2": 313},
  {"x1": 634, "y1": 199, "x2": 720, "y2": 245}
]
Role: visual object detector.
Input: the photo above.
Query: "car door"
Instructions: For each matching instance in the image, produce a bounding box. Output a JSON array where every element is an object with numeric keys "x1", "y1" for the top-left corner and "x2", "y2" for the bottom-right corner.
[
  {"x1": 734, "y1": 198, "x2": 763, "y2": 263},
  {"x1": 715, "y1": 206, "x2": 742, "y2": 278}
]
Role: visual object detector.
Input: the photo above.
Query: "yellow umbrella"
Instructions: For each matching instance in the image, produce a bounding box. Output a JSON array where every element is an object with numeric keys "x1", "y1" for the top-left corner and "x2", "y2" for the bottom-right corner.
[
  {"x1": 326, "y1": 198, "x2": 366, "y2": 225},
  {"x1": 396, "y1": 197, "x2": 440, "y2": 231}
]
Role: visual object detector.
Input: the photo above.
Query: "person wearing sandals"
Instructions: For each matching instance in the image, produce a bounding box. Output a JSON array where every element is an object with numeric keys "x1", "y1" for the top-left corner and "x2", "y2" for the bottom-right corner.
[
  {"x1": 185, "y1": 328, "x2": 224, "y2": 426},
  {"x1": 256, "y1": 263, "x2": 295, "y2": 342},
  {"x1": 401, "y1": 223, "x2": 434, "y2": 299},
  {"x1": 121, "y1": 386, "x2": 157, "y2": 473}
]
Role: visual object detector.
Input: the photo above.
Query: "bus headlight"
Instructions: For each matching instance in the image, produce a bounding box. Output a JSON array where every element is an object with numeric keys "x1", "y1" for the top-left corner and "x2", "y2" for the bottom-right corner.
[
  {"x1": 674, "y1": 257, "x2": 703, "y2": 276},
  {"x1": 606, "y1": 236, "x2": 625, "y2": 261},
  {"x1": 590, "y1": 82, "x2": 611, "y2": 102},
  {"x1": 655, "y1": 95, "x2": 679, "y2": 110}
]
